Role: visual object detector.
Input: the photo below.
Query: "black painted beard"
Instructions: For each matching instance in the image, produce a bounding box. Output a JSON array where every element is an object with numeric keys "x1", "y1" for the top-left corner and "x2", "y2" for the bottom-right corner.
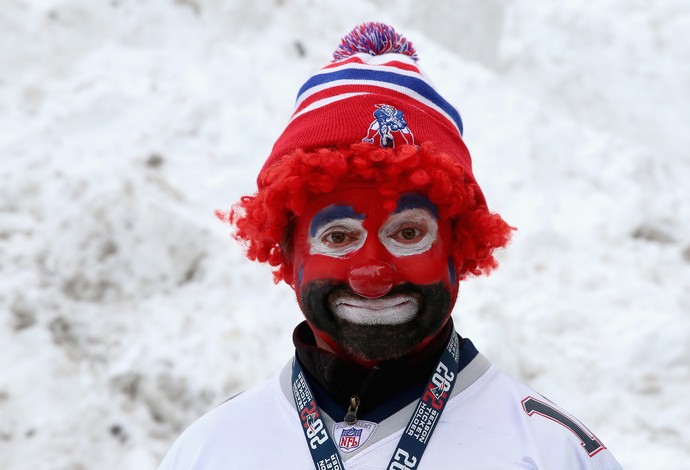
[{"x1": 299, "y1": 281, "x2": 452, "y2": 363}]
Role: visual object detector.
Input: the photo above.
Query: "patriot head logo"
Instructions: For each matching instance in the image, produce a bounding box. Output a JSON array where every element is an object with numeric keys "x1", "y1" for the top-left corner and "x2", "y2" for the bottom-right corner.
[
  {"x1": 305, "y1": 411, "x2": 318, "y2": 432},
  {"x1": 362, "y1": 104, "x2": 415, "y2": 148},
  {"x1": 430, "y1": 383, "x2": 447, "y2": 401}
]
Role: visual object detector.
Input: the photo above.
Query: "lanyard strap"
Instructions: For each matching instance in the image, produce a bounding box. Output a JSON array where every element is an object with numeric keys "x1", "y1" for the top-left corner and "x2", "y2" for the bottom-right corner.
[
  {"x1": 291, "y1": 332, "x2": 460, "y2": 470},
  {"x1": 292, "y1": 362, "x2": 346, "y2": 469},
  {"x1": 385, "y1": 332, "x2": 459, "y2": 469}
]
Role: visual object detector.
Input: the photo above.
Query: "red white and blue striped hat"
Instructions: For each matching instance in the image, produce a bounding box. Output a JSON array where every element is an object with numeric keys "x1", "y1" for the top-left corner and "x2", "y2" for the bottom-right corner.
[{"x1": 258, "y1": 22, "x2": 477, "y2": 195}]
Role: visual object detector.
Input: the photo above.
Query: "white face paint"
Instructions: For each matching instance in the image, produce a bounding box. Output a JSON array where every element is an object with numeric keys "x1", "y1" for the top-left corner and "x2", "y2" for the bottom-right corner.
[
  {"x1": 309, "y1": 207, "x2": 438, "y2": 259},
  {"x1": 378, "y1": 208, "x2": 438, "y2": 257},
  {"x1": 309, "y1": 218, "x2": 367, "y2": 257},
  {"x1": 329, "y1": 293, "x2": 420, "y2": 325}
]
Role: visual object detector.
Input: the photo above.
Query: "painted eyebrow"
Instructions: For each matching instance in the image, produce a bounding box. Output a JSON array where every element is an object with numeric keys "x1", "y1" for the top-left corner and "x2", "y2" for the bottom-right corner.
[
  {"x1": 395, "y1": 194, "x2": 439, "y2": 219},
  {"x1": 309, "y1": 205, "x2": 364, "y2": 237}
]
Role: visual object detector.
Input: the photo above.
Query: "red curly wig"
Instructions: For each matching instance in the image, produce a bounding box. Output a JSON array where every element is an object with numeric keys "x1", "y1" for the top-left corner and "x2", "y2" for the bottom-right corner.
[{"x1": 221, "y1": 142, "x2": 513, "y2": 285}]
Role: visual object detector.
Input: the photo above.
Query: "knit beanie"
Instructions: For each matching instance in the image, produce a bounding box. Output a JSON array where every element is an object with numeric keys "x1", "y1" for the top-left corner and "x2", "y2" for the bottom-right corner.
[{"x1": 257, "y1": 22, "x2": 483, "y2": 205}]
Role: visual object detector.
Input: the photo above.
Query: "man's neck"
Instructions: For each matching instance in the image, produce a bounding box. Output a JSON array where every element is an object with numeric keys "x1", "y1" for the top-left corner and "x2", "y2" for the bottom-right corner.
[{"x1": 292, "y1": 320, "x2": 455, "y2": 421}]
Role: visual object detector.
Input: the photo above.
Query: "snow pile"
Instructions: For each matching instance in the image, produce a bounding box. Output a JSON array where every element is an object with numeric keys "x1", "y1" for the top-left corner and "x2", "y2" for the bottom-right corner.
[{"x1": 1, "y1": 1, "x2": 688, "y2": 468}]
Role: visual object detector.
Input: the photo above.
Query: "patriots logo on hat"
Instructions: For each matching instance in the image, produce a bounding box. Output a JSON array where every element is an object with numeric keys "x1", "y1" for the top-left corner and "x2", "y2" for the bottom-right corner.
[{"x1": 362, "y1": 104, "x2": 415, "y2": 148}]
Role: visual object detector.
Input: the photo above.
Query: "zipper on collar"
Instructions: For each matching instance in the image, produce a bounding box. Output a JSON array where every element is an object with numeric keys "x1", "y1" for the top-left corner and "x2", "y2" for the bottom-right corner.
[{"x1": 343, "y1": 365, "x2": 379, "y2": 424}]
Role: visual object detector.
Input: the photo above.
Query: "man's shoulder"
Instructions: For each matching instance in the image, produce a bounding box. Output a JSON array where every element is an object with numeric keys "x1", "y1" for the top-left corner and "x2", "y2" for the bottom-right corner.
[
  {"x1": 158, "y1": 369, "x2": 300, "y2": 469},
  {"x1": 444, "y1": 362, "x2": 622, "y2": 469},
  {"x1": 185, "y1": 366, "x2": 297, "y2": 436}
]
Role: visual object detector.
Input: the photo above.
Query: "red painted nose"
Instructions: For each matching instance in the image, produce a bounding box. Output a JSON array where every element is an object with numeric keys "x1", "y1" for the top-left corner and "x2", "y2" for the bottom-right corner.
[{"x1": 347, "y1": 261, "x2": 396, "y2": 298}]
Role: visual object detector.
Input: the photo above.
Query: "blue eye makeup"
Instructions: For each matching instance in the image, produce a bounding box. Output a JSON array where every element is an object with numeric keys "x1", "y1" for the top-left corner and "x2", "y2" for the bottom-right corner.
[
  {"x1": 395, "y1": 194, "x2": 439, "y2": 219},
  {"x1": 309, "y1": 205, "x2": 364, "y2": 237}
]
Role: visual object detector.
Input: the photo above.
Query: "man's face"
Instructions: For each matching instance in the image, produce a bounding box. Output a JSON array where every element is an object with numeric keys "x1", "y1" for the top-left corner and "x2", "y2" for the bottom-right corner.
[{"x1": 291, "y1": 186, "x2": 458, "y2": 364}]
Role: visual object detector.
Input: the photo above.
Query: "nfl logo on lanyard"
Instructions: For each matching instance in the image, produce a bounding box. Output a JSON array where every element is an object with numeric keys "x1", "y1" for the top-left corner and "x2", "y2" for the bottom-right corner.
[
  {"x1": 339, "y1": 428, "x2": 361, "y2": 450},
  {"x1": 333, "y1": 421, "x2": 377, "y2": 453}
]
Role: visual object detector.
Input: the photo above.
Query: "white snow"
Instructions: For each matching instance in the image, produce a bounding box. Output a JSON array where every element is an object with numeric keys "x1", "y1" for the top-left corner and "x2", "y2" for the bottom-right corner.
[{"x1": 2, "y1": 1, "x2": 689, "y2": 468}]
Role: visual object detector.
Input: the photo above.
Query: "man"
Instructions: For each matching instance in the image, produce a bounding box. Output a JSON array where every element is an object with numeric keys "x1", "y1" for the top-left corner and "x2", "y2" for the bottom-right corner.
[{"x1": 160, "y1": 23, "x2": 622, "y2": 469}]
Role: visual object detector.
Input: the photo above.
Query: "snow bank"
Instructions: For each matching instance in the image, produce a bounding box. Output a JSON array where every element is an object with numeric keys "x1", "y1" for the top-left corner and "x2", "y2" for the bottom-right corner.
[{"x1": 1, "y1": 1, "x2": 688, "y2": 468}]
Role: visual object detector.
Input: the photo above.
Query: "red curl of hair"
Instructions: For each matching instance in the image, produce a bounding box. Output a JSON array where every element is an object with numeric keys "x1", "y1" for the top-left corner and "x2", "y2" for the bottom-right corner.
[{"x1": 222, "y1": 142, "x2": 514, "y2": 284}]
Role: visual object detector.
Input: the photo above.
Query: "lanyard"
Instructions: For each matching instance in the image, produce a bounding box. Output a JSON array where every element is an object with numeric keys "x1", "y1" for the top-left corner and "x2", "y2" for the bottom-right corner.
[{"x1": 291, "y1": 332, "x2": 460, "y2": 470}]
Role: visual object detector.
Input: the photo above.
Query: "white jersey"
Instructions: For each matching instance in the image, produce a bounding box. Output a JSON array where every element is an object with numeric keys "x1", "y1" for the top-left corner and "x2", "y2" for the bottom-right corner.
[{"x1": 159, "y1": 350, "x2": 622, "y2": 469}]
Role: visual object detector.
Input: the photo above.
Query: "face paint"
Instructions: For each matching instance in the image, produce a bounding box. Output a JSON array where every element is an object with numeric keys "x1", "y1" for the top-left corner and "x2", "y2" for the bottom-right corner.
[
  {"x1": 291, "y1": 186, "x2": 458, "y2": 364},
  {"x1": 378, "y1": 208, "x2": 438, "y2": 257},
  {"x1": 300, "y1": 282, "x2": 451, "y2": 362},
  {"x1": 309, "y1": 205, "x2": 366, "y2": 258}
]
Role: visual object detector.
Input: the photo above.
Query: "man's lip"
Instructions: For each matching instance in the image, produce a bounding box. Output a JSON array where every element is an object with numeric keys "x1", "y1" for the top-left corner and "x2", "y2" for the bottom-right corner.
[
  {"x1": 328, "y1": 293, "x2": 421, "y2": 325},
  {"x1": 331, "y1": 294, "x2": 417, "y2": 310}
]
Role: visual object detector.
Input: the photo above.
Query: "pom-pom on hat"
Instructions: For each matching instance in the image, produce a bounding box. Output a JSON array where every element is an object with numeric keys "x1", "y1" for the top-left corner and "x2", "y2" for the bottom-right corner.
[
  {"x1": 257, "y1": 22, "x2": 482, "y2": 204},
  {"x1": 332, "y1": 22, "x2": 419, "y2": 62}
]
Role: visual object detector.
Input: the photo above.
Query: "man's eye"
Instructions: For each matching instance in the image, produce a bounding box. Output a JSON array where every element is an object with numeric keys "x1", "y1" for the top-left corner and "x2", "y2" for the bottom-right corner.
[
  {"x1": 391, "y1": 225, "x2": 425, "y2": 243},
  {"x1": 378, "y1": 208, "x2": 437, "y2": 256},
  {"x1": 323, "y1": 229, "x2": 359, "y2": 246},
  {"x1": 310, "y1": 217, "x2": 367, "y2": 257}
]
